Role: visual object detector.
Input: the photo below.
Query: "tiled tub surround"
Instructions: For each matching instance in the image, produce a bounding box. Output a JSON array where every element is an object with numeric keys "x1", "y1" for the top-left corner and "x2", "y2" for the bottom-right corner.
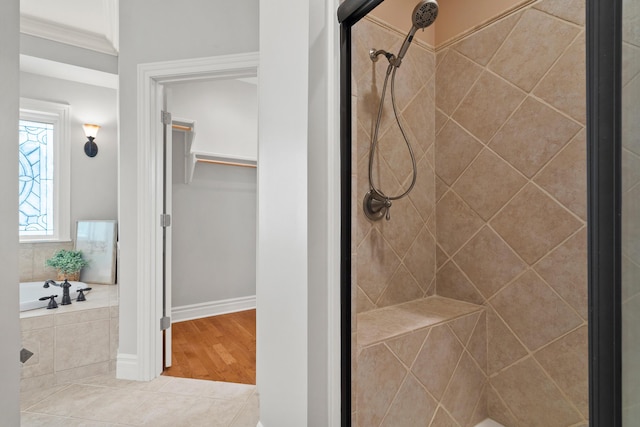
[
  {"x1": 20, "y1": 284, "x2": 119, "y2": 391},
  {"x1": 19, "y1": 241, "x2": 74, "y2": 282},
  {"x1": 353, "y1": 1, "x2": 588, "y2": 426},
  {"x1": 356, "y1": 297, "x2": 487, "y2": 426}
]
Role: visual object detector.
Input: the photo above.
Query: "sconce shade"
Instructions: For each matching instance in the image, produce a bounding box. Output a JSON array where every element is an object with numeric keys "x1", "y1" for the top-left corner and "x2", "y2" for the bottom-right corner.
[
  {"x1": 83, "y1": 124, "x2": 100, "y2": 138},
  {"x1": 83, "y1": 124, "x2": 100, "y2": 157}
]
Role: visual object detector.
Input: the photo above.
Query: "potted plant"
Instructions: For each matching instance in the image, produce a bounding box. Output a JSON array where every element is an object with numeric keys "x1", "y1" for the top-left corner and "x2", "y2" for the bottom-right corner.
[{"x1": 45, "y1": 249, "x2": 89, "y2": 281}]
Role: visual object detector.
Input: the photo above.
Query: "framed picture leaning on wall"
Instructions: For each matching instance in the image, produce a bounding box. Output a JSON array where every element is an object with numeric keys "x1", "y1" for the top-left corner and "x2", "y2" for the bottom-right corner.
[{"x1": 75, "y1": 220, "x2": 117, "y2": 285}]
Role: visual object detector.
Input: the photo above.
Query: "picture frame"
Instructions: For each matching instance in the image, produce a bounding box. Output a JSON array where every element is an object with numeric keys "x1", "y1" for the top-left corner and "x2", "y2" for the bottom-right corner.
[{"x1": 74, "y1": 220, "x2": 117, "y2": 285}]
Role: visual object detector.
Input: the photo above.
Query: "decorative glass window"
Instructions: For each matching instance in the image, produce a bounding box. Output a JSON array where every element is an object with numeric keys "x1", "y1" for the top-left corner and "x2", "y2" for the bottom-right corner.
[{"x1": 19, "y1": 99, "x2": 70, "y2": 241}]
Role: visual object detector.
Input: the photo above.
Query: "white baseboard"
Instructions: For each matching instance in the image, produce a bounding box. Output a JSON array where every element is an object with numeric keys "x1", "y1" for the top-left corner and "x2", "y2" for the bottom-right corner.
[
  {"x1": 115, "y1": 353, "x2": 138, "y2": 380},
  {"x1": 171, "y1": 295, "x2": 256, "y2": 323}
]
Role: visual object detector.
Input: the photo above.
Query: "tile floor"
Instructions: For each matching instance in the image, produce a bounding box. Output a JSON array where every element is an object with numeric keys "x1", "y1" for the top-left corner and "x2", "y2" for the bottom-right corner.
[{"x1": 20, "y1": 374, "x2": 259, "y2": 426}]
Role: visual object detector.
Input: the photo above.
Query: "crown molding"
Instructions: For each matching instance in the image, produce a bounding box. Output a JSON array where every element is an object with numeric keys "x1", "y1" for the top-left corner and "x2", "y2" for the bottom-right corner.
[{"x1": 20, "y1": 14, "x2": 118, "y2": 56}]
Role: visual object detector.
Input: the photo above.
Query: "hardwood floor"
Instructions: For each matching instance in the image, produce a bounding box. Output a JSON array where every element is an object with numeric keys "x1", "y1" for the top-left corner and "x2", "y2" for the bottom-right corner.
[{"x1": 163, "y1": 309, "x2": 256, "y2": 384}]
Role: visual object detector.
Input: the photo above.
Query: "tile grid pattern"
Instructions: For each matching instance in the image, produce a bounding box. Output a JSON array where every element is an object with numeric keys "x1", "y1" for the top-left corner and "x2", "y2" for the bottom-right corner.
[
  {"x1": 434, "y1": 1, "x2": 588, "y2": 426},
  {"x1": 621, "y1": 0, "x2": 640, "y2": 422},
  {"x1": 20, "y1": 374, "x2": 259, "y2": 427}
]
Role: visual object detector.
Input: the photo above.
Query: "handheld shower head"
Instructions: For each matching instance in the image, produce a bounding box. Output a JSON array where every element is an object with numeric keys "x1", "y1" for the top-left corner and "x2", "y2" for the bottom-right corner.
[{"x1": 394, "y1": 0, "x2": 438, "y2": 66}]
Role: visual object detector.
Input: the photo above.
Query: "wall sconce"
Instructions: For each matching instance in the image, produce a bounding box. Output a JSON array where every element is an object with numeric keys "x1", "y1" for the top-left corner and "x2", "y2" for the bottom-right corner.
[{"x1": 83, "y1": 124, "x2": 100, "y2": 157}]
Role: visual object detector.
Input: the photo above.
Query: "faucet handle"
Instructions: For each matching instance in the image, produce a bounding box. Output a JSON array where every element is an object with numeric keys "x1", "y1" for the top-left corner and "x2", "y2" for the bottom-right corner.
[
  {"x1": 39, "y1": 295, "x2": 58, "y2": 309},
  {"x1": 76, "y1": 287, "x2": 92, "y2": 302}
]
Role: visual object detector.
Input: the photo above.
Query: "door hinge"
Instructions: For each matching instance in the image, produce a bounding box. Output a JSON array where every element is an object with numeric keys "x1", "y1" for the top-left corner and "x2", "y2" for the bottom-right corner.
[
  {"x1": 160, "y1": 214, "x2": 171, "y2": 228},
  {"x1": 160, "y1": 316, "x2": 171, "y2": 331},
  {"x1": 161, "y1": 110, "x2": 172, "y2": 125}
]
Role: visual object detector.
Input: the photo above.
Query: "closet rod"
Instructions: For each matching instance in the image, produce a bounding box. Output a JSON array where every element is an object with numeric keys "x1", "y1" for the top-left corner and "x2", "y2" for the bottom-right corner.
[
  {"x1": 172, "y1": 124, "x2": 192, "y2": 131},
  {"x1": 197, "y1": 158, "x2": 257, "y2": 168}
]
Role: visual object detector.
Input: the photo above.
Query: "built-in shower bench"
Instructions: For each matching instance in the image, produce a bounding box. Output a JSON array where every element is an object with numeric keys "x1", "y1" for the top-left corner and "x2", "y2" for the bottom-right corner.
[{"x1": 355, "y1": 296, "x2": 489, "y2": 426}]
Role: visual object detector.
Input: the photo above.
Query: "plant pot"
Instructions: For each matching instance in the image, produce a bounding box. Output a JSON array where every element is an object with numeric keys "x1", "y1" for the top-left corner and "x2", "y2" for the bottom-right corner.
[{"x1": 57, "y1": 271, "x2": 80, "y2": 281}]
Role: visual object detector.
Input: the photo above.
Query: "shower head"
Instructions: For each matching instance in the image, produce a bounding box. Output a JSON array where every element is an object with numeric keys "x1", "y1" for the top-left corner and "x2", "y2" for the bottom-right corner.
[{"x1": 394, "y1": 0, "x2": 439, "y2": 67}]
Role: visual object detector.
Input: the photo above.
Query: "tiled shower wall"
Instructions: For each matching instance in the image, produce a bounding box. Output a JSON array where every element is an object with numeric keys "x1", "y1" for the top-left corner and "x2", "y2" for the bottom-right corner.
[
  {"x1": 622, "y1": 0, "x2": 640, "y2": 421},
  {"x1": 435, "y1": 1, "x2": 588, "y2": 425}
]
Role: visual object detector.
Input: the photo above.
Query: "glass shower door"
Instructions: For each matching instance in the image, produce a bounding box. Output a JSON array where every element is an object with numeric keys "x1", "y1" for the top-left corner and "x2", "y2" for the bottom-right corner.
[{"x1": 622, "y1": 0, "x2": 640, "y2": 422}]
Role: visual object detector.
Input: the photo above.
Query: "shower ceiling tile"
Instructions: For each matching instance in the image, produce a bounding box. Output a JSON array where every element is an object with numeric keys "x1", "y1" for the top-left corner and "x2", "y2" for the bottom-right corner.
[
  {"x1": 533, "y1": 0, "x2": 586, "y2": 26},
  {"x1": 534, "y1": 227, "x2": 588, "y2": 320},
  {"x1": 534, "y1": 128, "x2": 587, "y2": 220},
  {"x1": 533, "y1": 32, "x2": 586, "y2": 125},
  {"x1": 486, "y1": 307, "x2": 528, "y2": 375},
  {"x1": 377, "y1": 264, "x2": 424, "y2": 308},
  {"x1": 491, "y1": 270, "x2": 582, "y2": 351},
  {"x1": 436, "y1": 191, "x2": 484, "y2": 256},
  {"x1": 403, "y1": 227, "x2": 436, "y2": 292},
  {"x1": 490, "y1": 184, "x2": 582, "y2": 265},
  {"x1": 378, "y1": 197, "x2": 424, "y2": 257},
  {"x1": 442, "y1": 352, "x2": 486, "y2": 427},
  {"x1": 535, "y1": 325, "x2": 589, "y2": 418},
  {"x1": 452, "y1": 11, "x2": 522, "y2": 67},
  {"x1": 488, "y1": 9, "x2": 579, "y2": 92},
  {"x1": 381, "y1": 374, "x2": 438, "y2": 427},
  {"x1": 452, "y1": 149, "x2": 527, "y2": 221},
  {"x1": 413, "y1": 324, "x2": 463, "y2": 400},
  {"x1": 454, "y1": 226, "x2": 527, "y2": 299},
  {"x1": 386, "y1": 328, "x2": 429, "y2": 367},
  {"x1": 453, "y1": 71, "x2": 525, "y2": 144},
  {"x1": 356, "y1": 229, "x2": 401, "y2": 304},
  {"x1": 436, "y1": 261, "x2": 485, "y2": 306},
  {"x1": 490, "y1": 97, "x2": 581, "y2": 178},
  {"x1": 435, "y1": 120, "x2": 483, "y2": 186},
  {"x1": 408, "y1": 156, "x2": 435, "y2": 222},
  {"x1": 490, "y1": 357, "x2": 582, "y2": 426},
  {"x1": 357, "y1": 343, "x2": 407, "y2": 427},
  {"x1": 435, "y1": 50, "x2": 483, "y2": 116}
]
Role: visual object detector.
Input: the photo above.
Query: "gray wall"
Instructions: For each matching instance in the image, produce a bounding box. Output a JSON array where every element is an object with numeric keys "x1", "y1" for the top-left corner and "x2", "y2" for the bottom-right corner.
[
  {"x1": 171, "y1": 130, "x2": 256, "y2": 307},
  {"x1": 0, "y1": 0, "x2": 22, "y2": 423},
  {"x1": 118, "y1": 0, "x2": 259, "y2": 365}
]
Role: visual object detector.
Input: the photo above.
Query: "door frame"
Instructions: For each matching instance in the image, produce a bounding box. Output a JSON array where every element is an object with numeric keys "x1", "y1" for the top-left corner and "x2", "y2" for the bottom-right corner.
[
  {"x1": 136, "y1": 52, "x2": 260, "y2": 380},
  {"x1": 586, "y1": 0, "x2": 622, "y2": 424}
]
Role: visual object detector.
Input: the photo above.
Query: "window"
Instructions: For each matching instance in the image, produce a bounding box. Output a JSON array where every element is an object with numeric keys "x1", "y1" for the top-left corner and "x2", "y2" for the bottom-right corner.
[{"x1": 19, "y1": 98, "x2": 70, "y2": 241}]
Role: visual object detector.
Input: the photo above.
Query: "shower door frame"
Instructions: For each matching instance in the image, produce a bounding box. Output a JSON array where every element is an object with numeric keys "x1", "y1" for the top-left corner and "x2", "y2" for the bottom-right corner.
[{"x1": 587, "y1": 0, "x2": 623, "y2": 425}]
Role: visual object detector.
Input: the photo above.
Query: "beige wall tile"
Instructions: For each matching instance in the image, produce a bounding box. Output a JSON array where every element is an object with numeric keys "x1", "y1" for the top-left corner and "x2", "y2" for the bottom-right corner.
[
  {"x1": 403, "y1": 227, "x2": 436, "y2": 291},
  {"x1": 441, "y1": 352, "x2": 487, "y2": 426},
  {"x1": 436, "y1": 50, "x2": 483, "y2": 115},
  {"x1": 623, "y1": 42, "x2": 640, "y2": 87},
  {"x1": 535, "y1": 325, "x2": 589, "y2": 418},
  {"x1": 467, "y1": 312, "x2": 488, "y2": 375},
  {"x1": 491, "y1": 184, "x2": 582, "y2": 264},
  {"x1": 409, "y1": 156, "x2": 436, "y2": 221},
  {"x1": 55, "y1": 319, "x2": 110, "y2": 371},
  {"x1": 381, "y1": 374, "x2": 438, "y2": 427},
  {"x1": 436, "y1": 191, "x2": 484, "y2": 255},
  {"x1": 378, "y1": 123, "x2": 424, "y2": 187},
  {"x1": 413, "y1": 324, "x2": 463, "y2": 400},
  {"x1": 429, "y1": 407, "x2": 458, "y2": 426},
  {"x1": 454, "y1": 226, "x2": 527, "y2": 299},
  {"x1": 356, "y1": 229, "x2": 401, "y2": 304},
  {"x1": 622, "y1": 147, "x2": 640, "y2": 192},
  {"x1": 486, "y1": 307, "x2": 527, "y2": 375},
  {"x1": 622, "y1": 0, "x2": 640, "y2": 46},
  {"x1": 404, "y1": 86, "x2": 436, "y2": 154},
  {"x1": 489, "y1": 9, "x2": 579, "y2": 92},
  {"x1": 377, "y1": 265, "x2": 424, "y2": 308},
  {"x1": 352, "y1": 18, "x2": 402, "y2": 82},
  {"x1": 490, "y1": 357, "x2": 582, "y2": 426},
  {"x1": 436, "y1": 244, "x2": 449, "y2": 270},
  {"x1": 622, "y1": 184, "x2": 640, "y2": 264},
  {"x1": 386, "y1": 328, "x2": 430, "y2": 367},
  {"x1": 453, "y1": 149, "x2": 527, "y2": 220},
  {"x1": 491, "y1": 270, "x2": 583, "y2": 351},
  {"x1": 448, "y1": 312, "x2": 481, "y2": 346},
  {"x1": 534, "y1": 227, "x2": 588, "y2": 319},
  {"x1": 437, "y1": 261, "x2": 485, "y2": 305},
  {"x1": 490, "y1": 96, "x2": 581, "y2": 178},
  {"x1": 435, "y1": 108, "x2": 448, "y2": 134},
  {"x1": 487, "y1": 385, "x2": 518, "y2": 427},
  {"x1": 435, "y1": 120, "x2": 484, "y2": 186},
  {"x1": 452, "y1": 12, "x2": 521, "y2": 66},
  {"x1": 533, "y1": 32, "x2": 586, "y2": 124},
  {"x1": 453, "y1": 71, "x2": 525, "y2": 143},
  {"x1": 622, "y1": 73, "x2": 640, "y2": 157},
  {"x1": 21, "y1": 314, "x2": 54, "y2": 332},
  {"x1": 20, "y1": 245, "x2": 34, "y2": 282},
  {"x1": 535, "y1": 128, "x2": 587, "y2": 220},
  {"x1": 357, "y1": 343, "x2": 407, "y2": 427},
  {"x1": 21, "y1": 328, "x2": 54, "y2": 379},
  {"x1": 533, "y1": 0, "x2": 586, "y2": 26},
  {"x1": 378, "y1": 197, "x2": 424, "y2": 256},
  {"x1": 357, "y1": 286, "x2": 377, "y2": 314}
]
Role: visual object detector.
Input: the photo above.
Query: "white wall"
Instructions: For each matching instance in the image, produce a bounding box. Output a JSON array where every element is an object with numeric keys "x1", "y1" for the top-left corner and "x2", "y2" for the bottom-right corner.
[
  {"x1": 171, "y1": 130, "x2": 256, "y2": 307},
  {"x1": 171, "y1": 79, "x2": 258, "y2": 160},
  {"x1": 0, "y1": 0, "x2": 22, "y2": 424},
  {"x1": 117, "y1": 0, "x2": 259, "y2": 371},
  {"x1": 20, "y1": 72, "x2": 118, "y2": 235}
]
